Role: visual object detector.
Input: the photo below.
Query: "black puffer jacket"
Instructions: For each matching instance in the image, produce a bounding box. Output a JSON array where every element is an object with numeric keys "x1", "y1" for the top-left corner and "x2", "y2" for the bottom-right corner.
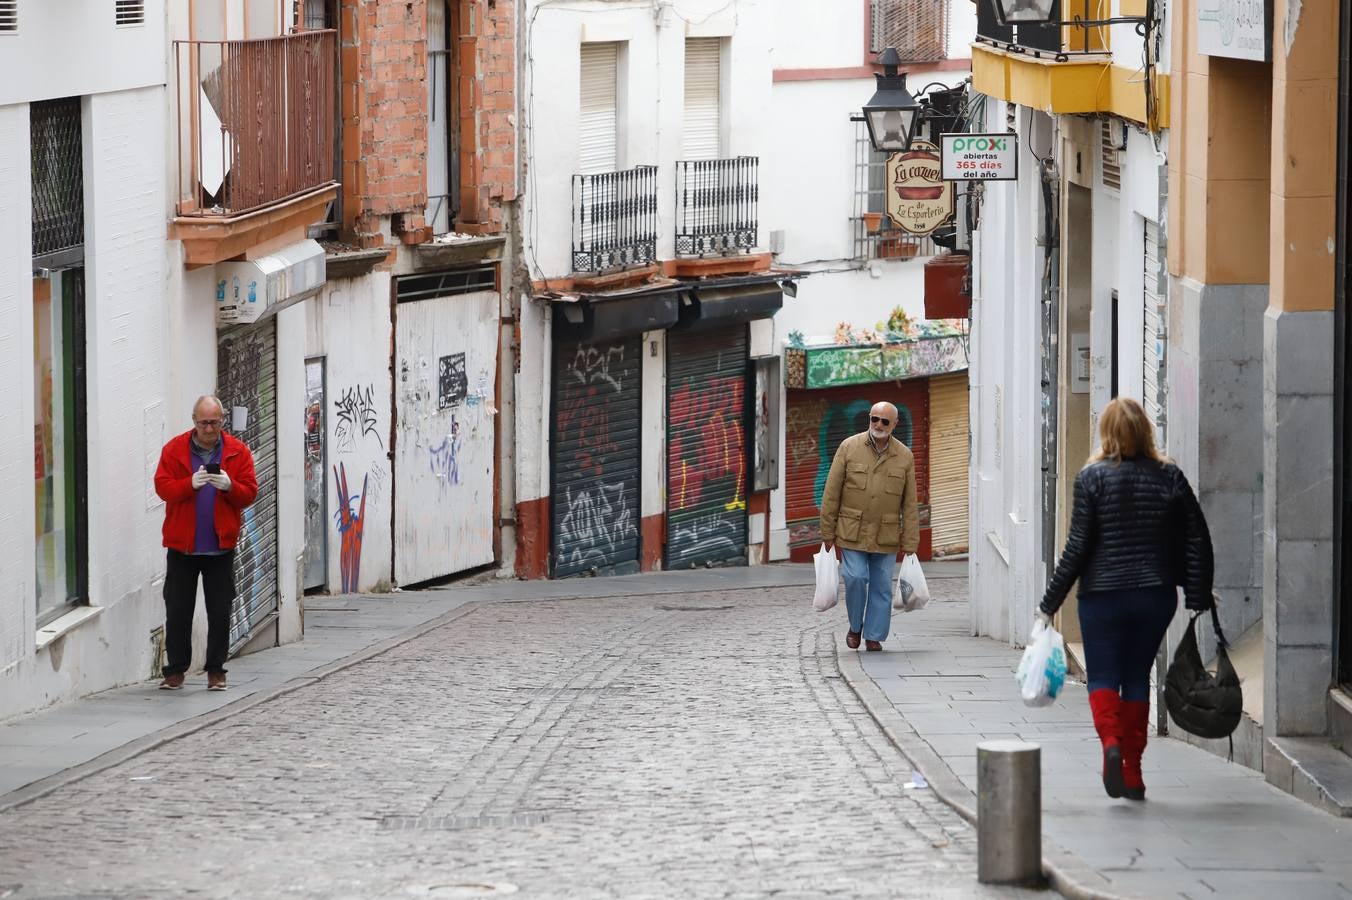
[{"x1": 1040, "y1": 457, "x2": 1214, "y2": 616}]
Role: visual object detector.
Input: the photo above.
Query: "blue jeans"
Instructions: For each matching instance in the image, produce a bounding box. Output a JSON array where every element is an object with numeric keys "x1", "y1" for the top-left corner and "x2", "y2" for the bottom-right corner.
[
  {"x1": 1079, "y1": 586, "x2": 1178, "y2": 701},
  {"x1": 840, "y1": 549, "x2": 897, "y2": 642}
]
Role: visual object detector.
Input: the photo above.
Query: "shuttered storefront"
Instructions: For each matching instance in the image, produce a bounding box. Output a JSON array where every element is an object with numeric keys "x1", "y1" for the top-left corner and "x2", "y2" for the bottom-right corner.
[
  {"x1": 927, "y1": 373, "x2": 969, "y2": 557},
  {"x1": 784, "y1": 379, "x2": 930, "y2": 562},
  {"x1": 217, "y1": 318, "x2": 279, "y2": 650},
  {"x1": 666, "y1": 326, "x2": 748, "y2": 569},
  {"x1": 551, "y1": 334, "x2": 642, "y2": 577},
  {"x1": 682, "y1": 38, "x2": 721, "y2": 160},
  {"x1": 579, "y1": 42, "x2": 618, "y2": 175},
  {"x1": 1143, "y1": 218, "x2": 1167, "y2": 445}
]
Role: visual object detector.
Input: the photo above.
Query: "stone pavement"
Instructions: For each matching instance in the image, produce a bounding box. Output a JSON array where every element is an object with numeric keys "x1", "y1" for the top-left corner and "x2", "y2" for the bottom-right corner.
[
  {"x1": 845, "y1": 573, "x2": 1352, "y2": 900},
  {"x1": 0, "y1": 568, "x2": 1042, "y2": 899}
]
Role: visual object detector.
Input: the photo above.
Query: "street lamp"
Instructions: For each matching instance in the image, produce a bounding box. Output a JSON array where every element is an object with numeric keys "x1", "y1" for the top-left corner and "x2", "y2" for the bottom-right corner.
[
  {"x1": 862, "y1": 47, "x2": 921, "y2": 154},
  {"x1": 989, "y1": 0, "x2": 1151, "y2": 29}
]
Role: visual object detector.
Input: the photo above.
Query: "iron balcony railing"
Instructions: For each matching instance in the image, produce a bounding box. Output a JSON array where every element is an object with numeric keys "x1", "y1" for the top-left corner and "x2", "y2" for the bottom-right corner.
[
  {"x1": 174, "y1": 30, "x2": 337, "y2": 218},
  {"x1": 571, "y1": 166, "x2": 658, "y2": 273},
  {"x1": 675, "y1": 157, "x2": 759, "y2": 258}
]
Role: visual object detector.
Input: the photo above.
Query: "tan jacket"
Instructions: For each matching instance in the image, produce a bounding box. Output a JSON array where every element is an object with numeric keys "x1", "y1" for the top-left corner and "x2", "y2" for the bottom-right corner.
[{"x1": 819, "y1": 432, "x2": 920, "y2": 554}]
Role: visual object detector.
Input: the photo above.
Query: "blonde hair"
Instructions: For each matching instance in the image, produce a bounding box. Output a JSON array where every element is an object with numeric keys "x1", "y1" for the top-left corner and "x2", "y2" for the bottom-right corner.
[{"x1": 1089, "y1": 397, "x2": 1165, "y2": 465}]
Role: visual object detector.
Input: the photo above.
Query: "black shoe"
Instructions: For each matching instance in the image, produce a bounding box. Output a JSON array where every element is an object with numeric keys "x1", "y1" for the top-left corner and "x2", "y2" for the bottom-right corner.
[{"x1": 1102, "y1": 745, "x2": 1125, "y2": 799}]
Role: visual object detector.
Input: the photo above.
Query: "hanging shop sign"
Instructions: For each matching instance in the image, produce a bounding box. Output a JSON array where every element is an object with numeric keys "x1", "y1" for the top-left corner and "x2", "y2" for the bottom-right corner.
[
  {"x1": 1196, "y1": 0, "x2": 1270, "y2": 62},
  {"x1": 885, "y1": 140, "x2": 954, "y2": 236},
  {"x1": 940, "y1": 133, "x2": 1018, "y2": 182}
]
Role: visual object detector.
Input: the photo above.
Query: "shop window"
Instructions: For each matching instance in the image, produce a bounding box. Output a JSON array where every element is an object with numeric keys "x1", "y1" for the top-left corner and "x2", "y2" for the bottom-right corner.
[{"x1": 33, "y1": 270, "x2": 88, "y2": 627}]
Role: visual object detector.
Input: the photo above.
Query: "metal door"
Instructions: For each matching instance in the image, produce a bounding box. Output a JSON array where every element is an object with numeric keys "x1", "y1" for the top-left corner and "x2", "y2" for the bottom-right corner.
[
  {"x1": 666, "y1": 326, "x2": 748, "y2": 569},
  {"x1": 551, "y1": 335, "x2": 642, "y2": 577},
  {"x1": 302, "y1": 357, "x2": 326, "y2": 590},
  {"x1": 927, "y1": 372, "x2": 970, "y2": 557},
  {"x1": 393, "y1": 287, "x2": 498, "y2": 584},
  {"x1": 217, "y1": 318, "x2": 279, "y2": 649}
]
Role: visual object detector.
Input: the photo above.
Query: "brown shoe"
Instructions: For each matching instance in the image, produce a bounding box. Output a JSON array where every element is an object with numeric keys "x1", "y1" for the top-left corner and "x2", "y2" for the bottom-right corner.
[
  {"x1": 207, "y1": 672, "x2": 227, "y2": 691},
  {"x1": 159, "y1": 673, "x2": 185, "y2": 690},
  {"x1": 846, "y1": 630, "x2": 861, "y2": 649},
  {"x1": 865, "y1": 640, "x2": 883, "y2": 651}
]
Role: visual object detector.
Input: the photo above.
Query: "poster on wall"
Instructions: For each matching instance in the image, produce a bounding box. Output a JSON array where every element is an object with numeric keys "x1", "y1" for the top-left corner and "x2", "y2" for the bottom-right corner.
[{"x1": 885, "y1": 140, "x2": 954, "y2": 236}]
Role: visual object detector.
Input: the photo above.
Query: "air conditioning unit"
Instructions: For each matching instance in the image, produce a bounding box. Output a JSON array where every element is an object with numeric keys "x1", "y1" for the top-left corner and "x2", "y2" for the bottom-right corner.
[{"x1": 215, "y1": 238, "x2": 326, "y2": 326}]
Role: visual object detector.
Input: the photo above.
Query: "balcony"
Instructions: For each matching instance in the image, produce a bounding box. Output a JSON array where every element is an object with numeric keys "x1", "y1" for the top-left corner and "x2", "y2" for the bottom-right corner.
[
  {"x1": 971, "y1": 0, "x2": 1169, "y2": 124},
  {"x1": 171, "y1": 31, "x2": 339, "y2": 267},
  {"x1": 571, "y1": 166, "x2": 658, "y2": 279}
]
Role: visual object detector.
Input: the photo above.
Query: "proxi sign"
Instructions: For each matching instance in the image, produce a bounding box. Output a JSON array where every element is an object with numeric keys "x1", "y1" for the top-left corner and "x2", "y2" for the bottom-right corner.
[{"x1": 940, "y1": 133, "x2": 1018, "y2": 182}]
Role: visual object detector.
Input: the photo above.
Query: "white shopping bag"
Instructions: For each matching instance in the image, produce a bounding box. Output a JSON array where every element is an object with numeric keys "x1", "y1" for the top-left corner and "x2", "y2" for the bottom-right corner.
[
  {"x1": 1016, "y1": 620, "x2": 1068, "y2": 707},
  {"x1": 892, "y1": 554, "x2": 931, "y2": 612},
  {"x1": 812, "y1": 543, "x2": 839, "y2": 611}
]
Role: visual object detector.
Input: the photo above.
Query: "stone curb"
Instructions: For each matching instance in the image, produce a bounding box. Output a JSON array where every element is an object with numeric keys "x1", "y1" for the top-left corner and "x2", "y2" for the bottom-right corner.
[
  {"x1": 833, "y1": 632, "x2": 1139, "y2": 900},
  {"x1": 0, "y1": 601, "x2": 486, "y2": 814}
]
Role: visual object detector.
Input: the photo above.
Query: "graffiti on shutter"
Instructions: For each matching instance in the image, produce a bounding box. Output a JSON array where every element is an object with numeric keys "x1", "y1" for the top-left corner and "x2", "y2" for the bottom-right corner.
[
  {"x1": 551, "y1": 336, "x2": 642, "y2": 577},
  {"x1": 666, "y1": 327, "x2": 748, "y2": 569},
  {"x1": 783, "y1": 380, "x2": 931, "y2": 561},
  {"x1": 217, "y1": 319, "x2": 279, "y2": 650}
]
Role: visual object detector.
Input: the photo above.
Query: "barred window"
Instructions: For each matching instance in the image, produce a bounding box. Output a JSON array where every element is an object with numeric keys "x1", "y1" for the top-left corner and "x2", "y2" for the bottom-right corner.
[
  {"x1": 30, "y1": 98, "x2": 85, "y2": 261},
  {"x1": 852, "y1": 117, "x2": 934, "y2": 262},
  {"x1": 871, "y1": 0, "x2": 950, "y2": 62}
]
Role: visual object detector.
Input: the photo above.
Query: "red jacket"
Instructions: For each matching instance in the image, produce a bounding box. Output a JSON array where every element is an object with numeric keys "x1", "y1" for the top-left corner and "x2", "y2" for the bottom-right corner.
[{"x1": 154, "y1": 430, "x2": 259, "y2": 553}]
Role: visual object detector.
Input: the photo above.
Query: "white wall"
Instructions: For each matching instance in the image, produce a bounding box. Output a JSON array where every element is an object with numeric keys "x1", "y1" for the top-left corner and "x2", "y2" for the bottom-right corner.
[
  {"x1": 0, "y1": 2, "x2": 166, "y2": 106},
  {"x1": 0, "y1": 104, "x2": 35, "y2": 684},
  {"x1": 302, "y1": 274, "x2": 395, "y2": 593},
  {"x1": 0, "y1": 87, "x2": 170, "y2": 721},
  {"x1": 523, "y1": 0, "x2": 773, "y2": 280}
]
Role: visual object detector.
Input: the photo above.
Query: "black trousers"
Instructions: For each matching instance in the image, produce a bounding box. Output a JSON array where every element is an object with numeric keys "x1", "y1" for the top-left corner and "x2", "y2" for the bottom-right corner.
[{"x1": 163, "y1": 549, "x2": 236, "y2": 676}]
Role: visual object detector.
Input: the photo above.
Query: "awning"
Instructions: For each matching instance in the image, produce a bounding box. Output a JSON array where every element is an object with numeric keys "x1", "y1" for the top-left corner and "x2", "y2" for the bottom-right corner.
[
  {"x1": 672, "y1": 281, "x2": 784, "y2": 332},
  {"x1": 215, "y1": 238, "x2": 326, "y2": 327},
  {"x1": 550, "y1": 286, "x2": 681, "y2": 342}
]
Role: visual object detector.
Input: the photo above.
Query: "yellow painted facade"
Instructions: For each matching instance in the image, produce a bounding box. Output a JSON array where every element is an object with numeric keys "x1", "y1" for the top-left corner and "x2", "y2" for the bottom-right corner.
[{"x1": 971, "y1": 43, "x2": 1170, "y2": 128}]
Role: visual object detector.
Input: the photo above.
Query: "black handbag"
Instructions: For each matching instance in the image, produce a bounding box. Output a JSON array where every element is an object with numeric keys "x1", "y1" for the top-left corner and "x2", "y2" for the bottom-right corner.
[{"x1": 1165, "y1": 606, "x2": 1242, "y2": 741}]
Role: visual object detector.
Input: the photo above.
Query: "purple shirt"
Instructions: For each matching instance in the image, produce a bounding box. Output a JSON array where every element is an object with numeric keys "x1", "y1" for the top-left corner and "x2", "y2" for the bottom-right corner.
[{"x1": 191, "y1": 437, "x2": 224, "y2": 555}]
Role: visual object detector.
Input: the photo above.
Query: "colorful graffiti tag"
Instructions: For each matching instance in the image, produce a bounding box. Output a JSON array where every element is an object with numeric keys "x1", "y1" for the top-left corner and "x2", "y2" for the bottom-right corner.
[{"x1": 333, "y1": 461, "x2": 368, "y2": 593}]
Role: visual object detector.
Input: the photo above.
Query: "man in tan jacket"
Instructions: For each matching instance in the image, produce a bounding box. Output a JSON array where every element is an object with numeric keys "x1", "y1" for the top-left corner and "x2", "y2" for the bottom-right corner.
[{"x1": 819, "y1": 401, "x2": 920, "y2": 651}]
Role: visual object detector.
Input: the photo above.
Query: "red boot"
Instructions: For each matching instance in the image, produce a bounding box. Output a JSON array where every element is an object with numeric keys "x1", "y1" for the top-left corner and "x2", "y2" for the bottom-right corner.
[
  {"x1": 1088, "y1": 689, "x2": 1125, "y2": 799},
  {"x1": 1120, "y1": 700, "x2": 1150, "y2": 801}
]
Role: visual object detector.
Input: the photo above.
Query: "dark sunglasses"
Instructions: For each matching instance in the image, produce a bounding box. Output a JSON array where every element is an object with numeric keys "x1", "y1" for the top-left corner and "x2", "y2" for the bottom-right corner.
[{"x1": 870, "y1": 415, "x2": 891, "y2": 426}]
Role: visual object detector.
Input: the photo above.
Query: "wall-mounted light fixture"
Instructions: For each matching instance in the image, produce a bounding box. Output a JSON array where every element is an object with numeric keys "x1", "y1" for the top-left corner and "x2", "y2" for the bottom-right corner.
[{"x1": 862, "y1": 48, "x2": 922, "y2": 154}]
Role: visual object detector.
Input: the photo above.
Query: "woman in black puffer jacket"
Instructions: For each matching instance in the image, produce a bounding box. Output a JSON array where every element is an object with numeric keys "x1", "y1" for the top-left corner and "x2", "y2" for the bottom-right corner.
[{"x1": 1039, "y1": 397, "x2": 1214, "y2": 801}]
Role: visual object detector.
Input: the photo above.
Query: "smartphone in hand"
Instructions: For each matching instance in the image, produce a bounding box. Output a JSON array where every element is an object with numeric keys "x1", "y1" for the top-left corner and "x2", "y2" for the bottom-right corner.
[{"x1": 205, "y1": 463, "x2": 221, "y2": 475}]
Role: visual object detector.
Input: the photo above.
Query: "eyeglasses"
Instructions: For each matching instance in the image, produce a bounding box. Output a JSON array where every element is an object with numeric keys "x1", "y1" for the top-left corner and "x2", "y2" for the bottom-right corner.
[
  {"x1": 194, "y1": 419, "x2": 224, "y2": 428},
  {"x1": 870, "y1": 415, "x2": 891, "y2": 426}
]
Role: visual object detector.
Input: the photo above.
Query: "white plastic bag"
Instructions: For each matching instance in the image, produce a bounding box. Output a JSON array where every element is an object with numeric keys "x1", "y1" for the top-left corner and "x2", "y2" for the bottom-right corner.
[
  {"x1": 812, "y1": 543, "x2": 840, "y2": 611},
  {"x1": 1016, "y1": 620, "x2": 1068, "y2": 707},
  {"x1": 892, "y1": 554, "x2": 931, "y2": 612}
]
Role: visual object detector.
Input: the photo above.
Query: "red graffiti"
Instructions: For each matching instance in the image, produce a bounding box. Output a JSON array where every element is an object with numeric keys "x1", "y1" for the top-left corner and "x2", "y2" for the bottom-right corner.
[
  {"x1": 556, "y1": 390, "x2": 621, "y2": 478},
  {"x1": 334, "y1": 462, "x2": 367, "y2": 593},
  {"x1": 668, "y1": 376, "x2": 746, "y2": 512}
]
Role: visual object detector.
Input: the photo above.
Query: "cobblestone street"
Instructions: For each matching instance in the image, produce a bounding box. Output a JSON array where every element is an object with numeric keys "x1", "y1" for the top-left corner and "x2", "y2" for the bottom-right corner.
[{"x1": 0, "y1": 588, "x2": 1040, "y2": 899}]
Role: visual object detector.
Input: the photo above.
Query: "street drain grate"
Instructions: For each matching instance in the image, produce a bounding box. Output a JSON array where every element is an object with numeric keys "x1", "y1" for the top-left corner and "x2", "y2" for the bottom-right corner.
[
  {"x1": 655, "y1": 604, "x2": 735, "y2": 612},
  {"x1": 381, "y1": 813, "x2": 549, "y2": 832}
]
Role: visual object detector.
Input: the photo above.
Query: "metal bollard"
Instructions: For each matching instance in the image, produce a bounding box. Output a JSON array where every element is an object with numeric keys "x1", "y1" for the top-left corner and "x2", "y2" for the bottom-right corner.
[{"x1": 976, "y1": 739, "x2": 1043, "y2": 886}]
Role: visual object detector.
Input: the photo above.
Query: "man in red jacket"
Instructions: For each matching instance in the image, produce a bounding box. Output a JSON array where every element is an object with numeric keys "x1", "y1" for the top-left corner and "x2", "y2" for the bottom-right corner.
[{"x1": 153, "y1": 395, "x2": 259, "y2": 691}]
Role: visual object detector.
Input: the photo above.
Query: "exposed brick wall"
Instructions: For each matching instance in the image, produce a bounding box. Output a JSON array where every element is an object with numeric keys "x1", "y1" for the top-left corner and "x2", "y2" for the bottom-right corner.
[
  {"x1": 453, "y1": 0, "x2": 515, "y2": 234},
  {"x1": 341, "y1": 0, "x2": 430, "y2": 248}
]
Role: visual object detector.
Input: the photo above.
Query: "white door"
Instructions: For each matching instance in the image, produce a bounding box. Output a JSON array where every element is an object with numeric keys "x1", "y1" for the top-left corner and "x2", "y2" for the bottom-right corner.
[{"x1": 393, "y1": 289, "x2": 498, "y2": 584}]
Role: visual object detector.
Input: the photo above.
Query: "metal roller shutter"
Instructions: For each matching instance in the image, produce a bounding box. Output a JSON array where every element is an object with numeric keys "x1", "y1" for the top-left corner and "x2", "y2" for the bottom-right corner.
[
  {"x1": 783, "y1": 380, "x2": 930, "y2": 561},
  {"x1": 579, "y1": 42, "x2": 618, "y2": 175},
  {"x1": 551, "y1": 334, "x2": 642, "y2": 577},
  {"x1": 217, "y1": 318, "x2": 279, "y2": 650},
  {"x1": 666, "y1": 326, "x2": 748, "y2": 569},
  {"x1": 927, "y1": 373, "x2": 969, "y2": 557},
  {"x1": 1143, "y1": 219, "x2": 1167, "y2": 445},
  {"x1": 682, "y1": 38, "x2": 721, "y2": 160}
]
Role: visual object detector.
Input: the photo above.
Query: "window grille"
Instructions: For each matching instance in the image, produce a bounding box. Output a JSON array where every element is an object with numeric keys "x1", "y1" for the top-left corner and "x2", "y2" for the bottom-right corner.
[
  {"x1": 1101, "y1": 120, "x2": 1122, "y2": 192},
  {"x1": 0, "y1": 0, "x2": 16, "y2": 33},
  {"x1": 395, "y1": 265, "x2": 497, "y2": 302},
  {"x1": 115, "y1": 0, "x2": 145, "y2": 26},
  {"x1": 30, "y1": 98, "x2": 85, "y2": 260},
  {"x1": 871, "y1": 0, "x2": 949, "y2": 62},
  {"x1": 852, "y1": 117, "x2": 934, "y2": 262}
]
